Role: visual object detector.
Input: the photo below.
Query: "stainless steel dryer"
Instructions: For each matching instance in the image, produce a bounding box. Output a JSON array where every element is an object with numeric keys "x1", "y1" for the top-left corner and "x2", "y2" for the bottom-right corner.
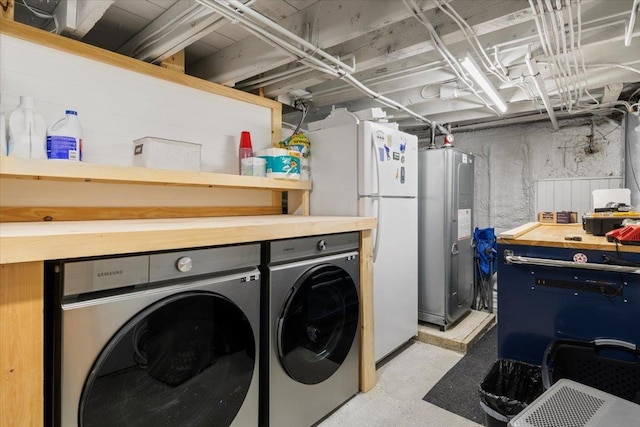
[
  {"x1": 262, "y1": 232, "x2": 360, "y2": 427},
  {"x1": 47, "y1": 244, "x2": 261, "y2": 427}
]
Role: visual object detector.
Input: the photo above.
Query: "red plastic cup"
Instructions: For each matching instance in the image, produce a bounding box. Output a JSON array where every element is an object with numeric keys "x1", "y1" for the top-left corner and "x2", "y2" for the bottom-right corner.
[
  {"x1": 239, "y1": 131, "x2": 254, "y2": 174},
  {"x1": 239, "y1": 131, "x2": 253, "y2": 149}
]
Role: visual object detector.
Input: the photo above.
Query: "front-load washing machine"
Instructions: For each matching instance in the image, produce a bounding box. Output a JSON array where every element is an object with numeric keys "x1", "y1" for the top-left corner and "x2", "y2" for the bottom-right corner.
[
  {"x1": 262, "y1": 232, "x2": 360, "y2": 427},
  {"x1": 46, "y1": 244, "x2": 261, "y2": 427}
]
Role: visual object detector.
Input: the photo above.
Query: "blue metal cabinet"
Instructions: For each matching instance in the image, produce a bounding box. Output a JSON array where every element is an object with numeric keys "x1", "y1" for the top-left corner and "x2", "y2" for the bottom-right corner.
[{"x1": 497, "y1": 242, "x2": 640, "y2": 365}]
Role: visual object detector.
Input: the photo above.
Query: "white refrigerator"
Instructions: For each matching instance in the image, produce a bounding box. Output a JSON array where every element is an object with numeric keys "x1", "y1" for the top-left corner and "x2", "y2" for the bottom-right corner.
[{"x1": 308, "y1": 120, "x2": 418, "y2": 362}]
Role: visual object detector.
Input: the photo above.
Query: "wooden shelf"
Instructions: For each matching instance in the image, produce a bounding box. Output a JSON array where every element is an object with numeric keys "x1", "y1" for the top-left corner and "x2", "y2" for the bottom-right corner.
[{"x1": 0, "y1": 157, "x2": 311, "y2": 191}]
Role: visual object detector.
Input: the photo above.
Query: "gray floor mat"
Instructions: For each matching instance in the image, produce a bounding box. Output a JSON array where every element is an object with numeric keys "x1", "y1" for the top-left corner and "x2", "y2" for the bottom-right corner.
[{"x1": 423, "y1": 325, "x2": 497, "y2": 425}]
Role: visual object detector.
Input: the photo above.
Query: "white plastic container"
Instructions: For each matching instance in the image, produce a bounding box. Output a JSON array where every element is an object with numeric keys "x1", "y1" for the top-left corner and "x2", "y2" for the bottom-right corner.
[
  {"x1": 47, "y1": 110, "x2": 82, "y2": 161},
  {"x1": 133, "y1": 137, "x2": 201, "y2": 171},
  {"x1": 8, "y1": 96, "x2": 47, "y2": 159},
  {"x1": 240, "y1": 156, "x2": 267, "y2": 177}
]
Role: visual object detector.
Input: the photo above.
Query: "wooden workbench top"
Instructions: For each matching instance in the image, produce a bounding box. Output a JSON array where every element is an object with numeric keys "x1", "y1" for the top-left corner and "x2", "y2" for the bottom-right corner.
[
  {"x1": 498, "y1": 222, "x2": 640, "y2": 253},
  {"x1": 0, "y1": 215, "x2": 377, "y2": 264}
]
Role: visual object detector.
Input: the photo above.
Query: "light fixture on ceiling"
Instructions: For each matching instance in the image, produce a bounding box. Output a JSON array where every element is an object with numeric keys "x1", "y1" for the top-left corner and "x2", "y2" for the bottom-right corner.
[{"x1": 459, "y1": 54, "x2": 507, "y2": 113}]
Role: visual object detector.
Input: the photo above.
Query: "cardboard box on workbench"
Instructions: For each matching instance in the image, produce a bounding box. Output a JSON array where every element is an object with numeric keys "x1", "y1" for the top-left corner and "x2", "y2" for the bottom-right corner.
[{"x1": 537, "y1": 211, "x2": 578, "y2": 224}]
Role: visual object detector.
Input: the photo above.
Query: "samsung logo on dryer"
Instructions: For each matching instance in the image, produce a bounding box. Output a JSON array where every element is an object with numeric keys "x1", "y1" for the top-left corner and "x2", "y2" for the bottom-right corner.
[{"x1": 97, "y1": 270, "x2": 124, "y2": 278}]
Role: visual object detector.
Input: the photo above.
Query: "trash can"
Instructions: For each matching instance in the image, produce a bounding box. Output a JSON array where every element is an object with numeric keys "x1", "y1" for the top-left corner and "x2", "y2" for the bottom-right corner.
[{"x1": 478, "y1": 359, "x2": 544, "y2": 427}]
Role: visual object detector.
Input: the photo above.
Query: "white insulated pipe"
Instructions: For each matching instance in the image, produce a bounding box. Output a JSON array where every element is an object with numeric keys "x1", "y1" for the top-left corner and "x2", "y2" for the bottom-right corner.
[
  {"x1": 196, "y1": 0, "x2": 337, "y2": 74},
  {"x1": 196, "y1": 0, "x2": 447, "y2": 133},
  {"x1": 217, "y1": 0, "x2": 356, "y2": 74},
  {"x1": 525, "y1": 52, "x2": 560, "y2": 130},
  {"x1": 625, "y1": 0, "x2": 640, "y2": 47}
]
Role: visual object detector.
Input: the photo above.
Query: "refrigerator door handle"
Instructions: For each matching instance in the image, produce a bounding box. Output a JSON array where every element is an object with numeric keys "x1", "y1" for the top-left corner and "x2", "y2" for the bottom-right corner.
[
  {"x1": 451, "y1": 242, "x2": 459, "y2": 255},
  {"x1": 371, "y1": 133, "x2": 383, "y2": 262},
  {"x1": 373, "y1": 197, "x2": 382, "y2": 262},
  {"x1": 370, "y1": 131, "x2": 382, "y2": 197}
]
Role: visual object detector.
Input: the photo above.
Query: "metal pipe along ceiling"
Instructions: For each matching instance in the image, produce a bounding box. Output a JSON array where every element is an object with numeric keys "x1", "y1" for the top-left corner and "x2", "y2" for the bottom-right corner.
[
  {"x1": 625, "y1": 0, "x2": 640, "y2": 47},
  {"x1": 525, "y1": 52, "x2": 560, "y2": 130},
  {"x1": 194, "y1": 0, "x2": 448, "y2": 134}
]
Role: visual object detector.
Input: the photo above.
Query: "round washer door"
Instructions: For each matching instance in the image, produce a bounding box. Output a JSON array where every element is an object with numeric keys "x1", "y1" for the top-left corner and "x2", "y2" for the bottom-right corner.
[
  {"x1": 79, "y1": 292, "x2": 255, "y2": 427},
  {"x1": 277, "y1": 263, "x2": 359, "y2": 385}
]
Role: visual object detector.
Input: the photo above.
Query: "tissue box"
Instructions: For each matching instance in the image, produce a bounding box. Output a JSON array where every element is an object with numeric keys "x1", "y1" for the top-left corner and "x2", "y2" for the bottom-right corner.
[{"x1": 133, "y1": 137, "x2": 201, "y2": 171}]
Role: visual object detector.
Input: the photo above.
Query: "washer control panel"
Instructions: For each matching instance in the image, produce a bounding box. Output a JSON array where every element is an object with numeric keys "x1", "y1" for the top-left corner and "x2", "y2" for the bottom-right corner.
[{"x1": 150, "y1": 244, "x2": 260, "y2": 282}]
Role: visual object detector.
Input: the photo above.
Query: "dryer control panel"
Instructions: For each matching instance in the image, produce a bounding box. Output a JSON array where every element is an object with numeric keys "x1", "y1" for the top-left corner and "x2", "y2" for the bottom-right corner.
[{"x1": 268, "y1": 232, "x2": 359, "y2": 264}]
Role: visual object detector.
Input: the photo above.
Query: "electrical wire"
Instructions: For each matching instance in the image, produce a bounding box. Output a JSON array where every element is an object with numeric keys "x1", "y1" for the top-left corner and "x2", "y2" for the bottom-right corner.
[
  {"x1": 576, "y1": 0, "x2": 599, "y2": 105},
  {"x1": 527, "y1": 0, "x2": 638, "y2": 118},
  {"x1": 543, "y1": 0, "x2": 570, "y2": 109},
  {"x1": 288, "y1": 101, "x2": 308, "y2": 139},
  {"x1": 223, "y1": 0, "x2": 355, "y2": 73},
  {"x1": 404, "y1": 0, "x2": 470, "y2": 85},
  {"x1": 196, "y1": 0, "x2": 448, "y2": 133},
  {"x1": 566, "y1": 0, "x2": 590, "y2": 106},
  {"x1": 529, "y1": 0, "x2": 551, "y2": 57},
  {"x1": 19, "y1": 0, "x2": 59, "y2": 34},
  {"x1": 627, "y1": 87, "x2": 640, "y2": 106},
  {"x1": 403, "y1": 0, "x2": 501, "y2": 117},
  {"x1": 433, "y1": 0, "x2": 531, "y2": 99},
  {"x1": 555, "y1": 2, "x2": 581, "y2": 110},
  {"x1": 493, "y1": 46, "x2": 508, "y2": 76},
  {"x1": 434, "y1": 2, "x2": 501, "y2": 80},
  {"x1": 589, "y1": 63, "x2": 640, "y2": 76},
  {"x1": 128, "y1": 6, "x2": 203, "y2": 57},
  {"x1": 535, "y1": 0, "x2": 569, "y2": 108},
  {"x1": 536, "y1": 58, "x2": 640, "y2": 114}
]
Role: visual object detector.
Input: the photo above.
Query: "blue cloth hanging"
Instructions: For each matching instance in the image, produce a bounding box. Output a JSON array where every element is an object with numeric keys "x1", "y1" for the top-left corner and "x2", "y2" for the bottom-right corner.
[{"x1": 474, "y1": 227, "x2": 497, "y2": 276}]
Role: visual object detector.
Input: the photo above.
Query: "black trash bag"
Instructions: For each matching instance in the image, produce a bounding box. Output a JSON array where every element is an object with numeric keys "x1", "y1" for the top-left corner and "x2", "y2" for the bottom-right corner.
[{"x1": 479, "y1": 359, "x2": 544, "y2": 418}]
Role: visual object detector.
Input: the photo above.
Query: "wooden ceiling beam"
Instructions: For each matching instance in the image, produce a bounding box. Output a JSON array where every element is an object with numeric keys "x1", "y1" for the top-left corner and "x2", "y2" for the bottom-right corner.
[{"x1": 189, "y1": 0, "x2": 439, "y2": 86}]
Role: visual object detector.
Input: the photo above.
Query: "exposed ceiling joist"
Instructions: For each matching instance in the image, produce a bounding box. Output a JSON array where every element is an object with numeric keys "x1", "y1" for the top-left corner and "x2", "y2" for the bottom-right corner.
[
  {"x1": 54, "y1": 0, "x2": 114, "y2": 39},
  {"x1": 261, "y1": 0, "x2": 537, "y2": 98},
  {"x1": 188, "y1": 0, "x2": 439, "y2": 86},
  {"x1": 12, "y1": 0, "x2": 640, "y2": 132},
  {"x1": 117, "y1": 0, "x2": 236, "y2": 64}
]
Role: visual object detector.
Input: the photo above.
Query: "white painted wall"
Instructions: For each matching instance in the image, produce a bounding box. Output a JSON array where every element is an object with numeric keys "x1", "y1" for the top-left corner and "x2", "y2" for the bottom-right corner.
[
  {"x1": 535, "y1": 177, "x2": 623, "y2": 219},
  {"x1": 0, "y1": 34, "x2": 273, "y2": 170},
  {"x1": 444, "y1": 118, "x2": 623, "y2": 233},
  {"x1": 0, "y1": 33, "x2": 275, "y2": 207}
]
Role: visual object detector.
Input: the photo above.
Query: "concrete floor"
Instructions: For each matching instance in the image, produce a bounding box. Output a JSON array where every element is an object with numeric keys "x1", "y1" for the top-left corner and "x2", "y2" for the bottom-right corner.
[
  {"x1": 318, "y1": 310, "x2": 496, "y2": 426},
  {"x1": 318, "y1": 340, "x2": 483, "y2": 427}
]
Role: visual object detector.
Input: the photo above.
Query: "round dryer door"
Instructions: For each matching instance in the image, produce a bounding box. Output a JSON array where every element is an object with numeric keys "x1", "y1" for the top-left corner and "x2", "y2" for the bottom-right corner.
[
  {"x1": 277, "y1": 263, "x2": 359, "y2": 385},
  {"x1": 79, "y1": 292, "x2": 255, "y2": 427}
]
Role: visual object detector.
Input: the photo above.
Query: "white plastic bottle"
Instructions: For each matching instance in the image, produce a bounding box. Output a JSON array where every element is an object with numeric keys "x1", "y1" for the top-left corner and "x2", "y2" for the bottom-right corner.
[
  {"x1": 7, "y1": 96, "x2": 47, "y2": 159},
  {"x1": 47, "y1": 110, "x2": 82, "y2": 161}
]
